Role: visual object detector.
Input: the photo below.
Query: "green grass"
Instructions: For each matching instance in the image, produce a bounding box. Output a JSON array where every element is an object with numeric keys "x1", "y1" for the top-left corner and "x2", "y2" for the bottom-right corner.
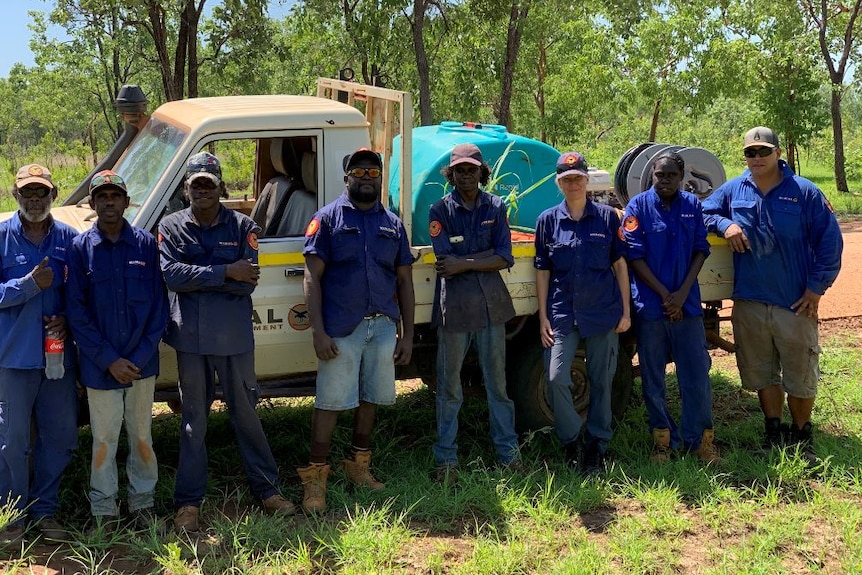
[{"x1": 1, "y1": 323, "x2": 860, "y2": 574}]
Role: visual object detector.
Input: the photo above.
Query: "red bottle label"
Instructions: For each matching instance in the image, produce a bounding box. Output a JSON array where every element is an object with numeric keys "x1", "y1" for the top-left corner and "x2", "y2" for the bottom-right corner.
[{"x1": 45, "y1": 338, "x2": 64, "y2": 353}]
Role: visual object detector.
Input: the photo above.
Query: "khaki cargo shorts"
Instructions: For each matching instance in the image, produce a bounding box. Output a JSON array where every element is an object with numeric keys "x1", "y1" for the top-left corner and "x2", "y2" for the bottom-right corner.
[{"x1": 731, "y1": 299, "x2": 820, "y2": 398}]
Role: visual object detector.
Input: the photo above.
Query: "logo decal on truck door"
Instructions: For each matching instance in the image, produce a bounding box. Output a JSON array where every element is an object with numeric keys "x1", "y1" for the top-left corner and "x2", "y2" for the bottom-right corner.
[{"x1": 287, "y1": 304, "x2": 311, "y2": 331}]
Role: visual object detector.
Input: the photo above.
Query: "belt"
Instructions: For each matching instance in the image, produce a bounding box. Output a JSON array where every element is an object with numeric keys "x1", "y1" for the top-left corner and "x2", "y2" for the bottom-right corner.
[{"x1": 363, "y1": 312, "x2": 385, "y2": 320}]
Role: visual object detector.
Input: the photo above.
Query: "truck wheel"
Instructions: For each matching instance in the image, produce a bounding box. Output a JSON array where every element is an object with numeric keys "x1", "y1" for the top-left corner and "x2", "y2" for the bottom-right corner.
[
  {"x1": 510, "y1": 339, "x2": 635, "y2": 432},
  {"x1": 509, "y1": 340, "x2": 588, "y2": 432}
]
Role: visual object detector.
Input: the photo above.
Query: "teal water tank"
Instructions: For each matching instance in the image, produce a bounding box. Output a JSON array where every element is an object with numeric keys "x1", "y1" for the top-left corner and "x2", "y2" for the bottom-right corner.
[{"x1": 388, "y1": 121, "x2": 561, "y2": 246}]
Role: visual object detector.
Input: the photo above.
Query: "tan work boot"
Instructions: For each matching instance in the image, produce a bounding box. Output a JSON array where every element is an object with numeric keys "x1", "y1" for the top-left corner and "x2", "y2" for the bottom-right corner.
[
  {"x1": 694, "y1": 429, "x2": 721, "y2": 464},
  {"x1": 650, "y1": 428, "x2": 672, "y2": 463},
  {"x1": 297, "y1": 464, "x2": 330, "y2": 514},
  {"x1": 261, "y1": 493, "x2": 297, "y2": 516},
  {"x1": 342, "y1": 450, "x2": 385, "y2": 490},
  {"x1": 173, "y1": 505, "x2": 200, "y2": 533}
]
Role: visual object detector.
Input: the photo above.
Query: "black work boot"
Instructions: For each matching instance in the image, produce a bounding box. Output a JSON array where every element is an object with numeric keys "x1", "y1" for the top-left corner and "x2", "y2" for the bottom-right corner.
[
  {"x1": 579, "y1": 440, "x2": 606, "y2": 477},
  {"x1": 564, "y1": 435, "x2": 583, "y2": 469},
  {"x1": 788, "y1": 422, "x2": 818, "y2": 466},
  {"x1": 762, "y1": 417, "x2": 788, "y2": 449}
]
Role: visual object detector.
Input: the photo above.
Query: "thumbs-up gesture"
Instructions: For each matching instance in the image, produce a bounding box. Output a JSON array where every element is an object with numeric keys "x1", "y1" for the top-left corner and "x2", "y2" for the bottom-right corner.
[{"x1": 31, "y1": 257, "x2": 53, "y2": 290}]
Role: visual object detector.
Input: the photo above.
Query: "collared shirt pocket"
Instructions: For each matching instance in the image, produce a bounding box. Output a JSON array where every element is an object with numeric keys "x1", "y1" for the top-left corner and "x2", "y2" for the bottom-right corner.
[
  {"x1": 124, "y1": 265, "x2": 154, "y2": 303},
  {"x1": 548, "y1": 242, "x2": 575, "y2": 273},
  {"x1": 373, "y1": 227, "x2": 400, "y2": 270},
  {"x1": 330, "y1": 226, "x2": 361, "y2": 263},
  {"x1": 586, "y1": 236, "x2": 611, "y2": 270},
  {"x1": 730, "y1": 199, "x2": 759, "y2": 228},
  {"x1": 771, "y1": 200, "x2": 803, "y2": 239}
]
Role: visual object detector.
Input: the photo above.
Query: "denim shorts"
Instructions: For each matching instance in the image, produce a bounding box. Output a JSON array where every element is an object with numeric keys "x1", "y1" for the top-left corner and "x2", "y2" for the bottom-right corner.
[{"x1": 315, "y1": 315, "x2": 397, "y2": 410}]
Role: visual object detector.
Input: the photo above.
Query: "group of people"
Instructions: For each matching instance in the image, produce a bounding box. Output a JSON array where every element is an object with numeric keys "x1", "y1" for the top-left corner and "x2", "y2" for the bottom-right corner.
[{"x1": 0, "y1": 125, "x2": 843, "y2": 544}]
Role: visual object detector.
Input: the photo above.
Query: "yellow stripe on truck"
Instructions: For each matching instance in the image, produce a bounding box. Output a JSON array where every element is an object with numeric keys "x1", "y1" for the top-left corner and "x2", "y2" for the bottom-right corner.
[
  {"x1": 420, "y1": 243, "x2": 536, "y2": 265},
  {"x1": 259, "y1": 253, "x2": 305, "y2": 267}
]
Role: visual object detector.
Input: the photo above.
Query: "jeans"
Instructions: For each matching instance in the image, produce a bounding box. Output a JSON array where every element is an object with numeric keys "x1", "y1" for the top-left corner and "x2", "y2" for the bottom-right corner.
[
  {"x1": 174, "y1": 351, "x2": 279, "y2": 507},
  {"x1": 637, "y1": 316, "x2": 713, "y2": 450},
  {"x1": 0, "y1": 367, "x2": 78, "y2": 522},
  {"x1": 87, "y1": 377, "x2": 158, "y2": 516},
  {"x1": 545, "y1": 326, "x2": 617, "y2": 453},
  {"x1": 315, "y1": 315, "x2": 397, "y2": 410},
  {"x1": 433, "y1": 324, "x2": 520, "y2": 466}
]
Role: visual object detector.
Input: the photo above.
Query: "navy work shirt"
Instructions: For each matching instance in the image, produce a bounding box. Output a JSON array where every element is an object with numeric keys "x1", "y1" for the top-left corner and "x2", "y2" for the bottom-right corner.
[
  {"x1": 0, "y1": 213, "x2": 77, "y2": 370},
  {"x1": 68, "y1": 221, "x2": 169, "y2": 390},
  {"x1": 702, "y1": 161, "x2": 842, "y2": 309},
  {"x1": 534, "y1": 200, "x2": 625, "y2": 338},
  {"x1": 159, "y1": 206, "x2": 261, "y2": 356},
  {"x1": 429, "y1": 190, "x2": 515, "y2": 332},
  {"x1": 303, "y1": 192, "x2": 412, "y2": 338},
  {"x1": 623, "y1": 188, "x2": 711, "y2": 321}
]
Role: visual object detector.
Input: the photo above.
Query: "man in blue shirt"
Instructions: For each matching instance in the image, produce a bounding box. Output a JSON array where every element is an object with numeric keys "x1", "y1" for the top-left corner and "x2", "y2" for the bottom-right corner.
[
  {"x1": 67, "y1": 170, "x2": 169, "y2": 531},
  {"x1": 159, "y1": 152, "x2": 295, "y2": 533},
  {"x1": 0, "y1": 164, "x2": 78, "y2": 544},
  {"x1": 429, "y1": 143, "x2": 521, "y2": 483},
  {"x1": 624, "y1": 153, "x2": 719, "y2": 463},
  {"x1": 299, "y1": 148, "x2": 414, "y2": 514},
  {"x1": 534, "y1": 152, "x2": 630, "y2": 474},
  {"x1": 702, "y1": 127, "x2": 843, "y2": 459}
]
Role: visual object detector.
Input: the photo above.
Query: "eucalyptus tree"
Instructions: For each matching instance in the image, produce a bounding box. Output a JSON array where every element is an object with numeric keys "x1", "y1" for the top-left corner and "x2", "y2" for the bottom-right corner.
[{"x1": 799, "y1": 0, "x2": 862, "y2": 192}]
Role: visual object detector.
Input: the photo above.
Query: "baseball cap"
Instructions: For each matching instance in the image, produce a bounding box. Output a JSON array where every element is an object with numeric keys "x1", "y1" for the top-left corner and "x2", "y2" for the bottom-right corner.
[
  {"x1": 343, "y1": 147, "x2": 383, "y2": 172},
  {"x1": 555, "y1": 152, "x2": 589, "y2": 180},
  {"x1": 743, "y1": 126, "x2": 779, "y2": 149},
  {"x1": 185, "y1": 151, "x2": 222, "y2": 184},
  {"x1": 449, "y1": 143, "x2": 483, "y2": 167},
  {"x1": 89, "y1": 170, "x2": 128, "y2": 195},
  {"x1": 15, "y1": 164, "x2": 55, "y2": 190}
]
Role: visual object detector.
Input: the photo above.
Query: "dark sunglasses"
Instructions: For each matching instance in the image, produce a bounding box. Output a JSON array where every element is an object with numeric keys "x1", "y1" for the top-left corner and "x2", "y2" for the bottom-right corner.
[
  {"x1": 347, "y1": 167, "x2": 381, "y2": 178},
  {"x1": 18, "y1": 186, "x2": 52, "y2": 199},
  {"x1": 744, "y1": 147, "x2": 774, "y2": 158},
  {"x1": 90, "y1": 173, "x2": 126, "y2": 189}
]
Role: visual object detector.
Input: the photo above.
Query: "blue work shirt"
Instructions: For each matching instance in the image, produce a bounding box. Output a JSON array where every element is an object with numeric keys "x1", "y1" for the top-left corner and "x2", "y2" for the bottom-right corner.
[
  {"x1": 624, "y1": 189, "x2": 711, "y2": 321},
  {"x1": 303, "y1": 192, "x2": 413, "y2": 338},
  {"x1": 0, "y1": 213, "x2": 77, "y2": 370},
  {"x1": 702, "y1": 161, "x2": 842, "y2": 309},
  {"x1": 68, "y1": 221, "x2": 169, "y2": 390},
  {"x1": 534, "y1": 200, "x2": 626, "y2": 338},
  {"x1": 429, "y1": 189, "x2": 516, "y2": 332},
  {"x1": 159, "y1": 206, "x2": 261, "y2": 356}
]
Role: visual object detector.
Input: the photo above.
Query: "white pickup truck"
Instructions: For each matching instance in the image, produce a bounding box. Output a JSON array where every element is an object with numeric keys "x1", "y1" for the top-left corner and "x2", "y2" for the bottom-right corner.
[{"x1": 26, "y1": 79, "x2": 734, "y2": 430}]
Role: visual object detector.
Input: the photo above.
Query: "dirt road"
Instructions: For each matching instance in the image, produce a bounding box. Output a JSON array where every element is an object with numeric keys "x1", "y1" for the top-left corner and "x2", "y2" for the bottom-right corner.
[{"x1": 820, "y1": 218, "x2": 862, "y2": 319}]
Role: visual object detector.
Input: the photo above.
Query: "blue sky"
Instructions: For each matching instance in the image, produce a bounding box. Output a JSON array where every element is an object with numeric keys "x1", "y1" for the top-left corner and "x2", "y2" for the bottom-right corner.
[{"x1": 0, "y1": 0, "x2": 295, "y2": 77}]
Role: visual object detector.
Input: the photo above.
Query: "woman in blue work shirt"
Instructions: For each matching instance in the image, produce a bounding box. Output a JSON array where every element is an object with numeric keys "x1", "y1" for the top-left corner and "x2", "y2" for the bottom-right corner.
[{"x1": 534, "y1": 152, "x2": 631, "y2": 474}]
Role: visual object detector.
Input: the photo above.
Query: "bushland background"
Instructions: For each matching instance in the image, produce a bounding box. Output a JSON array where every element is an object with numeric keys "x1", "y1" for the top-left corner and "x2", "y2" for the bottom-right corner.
[{"x1": 2, "y1": 1, "x2": 862, "y2": 573}]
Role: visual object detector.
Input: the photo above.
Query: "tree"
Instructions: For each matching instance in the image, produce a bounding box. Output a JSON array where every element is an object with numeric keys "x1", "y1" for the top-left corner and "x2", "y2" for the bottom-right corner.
[{"x1": 800, "y1": 0, "x2": 862, "y2": 192}]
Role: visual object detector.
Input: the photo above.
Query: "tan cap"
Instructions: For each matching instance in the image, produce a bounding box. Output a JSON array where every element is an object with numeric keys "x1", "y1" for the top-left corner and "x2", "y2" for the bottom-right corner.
[
  {"x1": 743, "y1": 126, "x2": 779, "y2": 149},
  {"x1": 15, "y1": 164, "x2": 55, "y2": 189}
]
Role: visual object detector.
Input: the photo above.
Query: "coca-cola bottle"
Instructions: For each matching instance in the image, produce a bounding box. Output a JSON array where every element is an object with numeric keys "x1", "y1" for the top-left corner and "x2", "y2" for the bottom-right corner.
[{"x1": 45, "y1": 333, "x2": 65, "y2": 380}]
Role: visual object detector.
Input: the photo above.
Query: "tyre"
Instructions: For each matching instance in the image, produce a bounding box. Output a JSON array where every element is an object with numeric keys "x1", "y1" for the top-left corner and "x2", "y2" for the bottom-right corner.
[{"x1": 508, "y1": 337, "x2": 635, "y2": 432}]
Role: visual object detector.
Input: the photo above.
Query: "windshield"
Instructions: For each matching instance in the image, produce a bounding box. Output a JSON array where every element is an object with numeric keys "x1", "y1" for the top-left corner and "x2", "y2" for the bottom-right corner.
[{"x1": 114, "y1": 116, "x2": 187, "y2": 223}]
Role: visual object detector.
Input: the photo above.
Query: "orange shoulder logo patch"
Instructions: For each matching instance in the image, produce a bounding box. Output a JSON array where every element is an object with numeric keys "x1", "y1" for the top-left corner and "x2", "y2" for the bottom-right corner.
[
  {"x1": 617, "y1": 226, "x2": 625, "y2": 241},
  {"x1": 623, "y1": 216, "x2": 639, "y2": 232},
  {"x1": 429, "y1": 220, "x2": 442, "y2": 238},
  {"x1": 305, "y1": 218, "x2": 320, "y2": 237},
  {"x1": 247, "y1": 232, "x2": 259, "y2": 250},
  {"x1": 158, "y1": 233, "x2": 163, "y2": 244}
]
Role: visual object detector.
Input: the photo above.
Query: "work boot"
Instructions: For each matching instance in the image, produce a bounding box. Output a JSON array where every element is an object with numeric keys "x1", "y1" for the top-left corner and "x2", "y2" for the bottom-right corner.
[
  {"x1": 261, "y1": 494, "x2": 297, "y2": 516},
  {"x1": 0, "y1": 524, "x2": 25, "y2": 547},
  {"x1": 789, "y1": 421, "x2": 818, "y2": 466},
  {"x1": 173, "y1": 505, "x2": 200, "y2": 533},
  {"x1": 434, "y1": 464, "x2": 459, "y2": 487},
  {"x1": 342, "y1": 450, "x2": 385, "y2": 490},
  {"x1": 693, "y1": 429, "x2": 721, "y2": 464},
  {"x1": 763, "y1": 417, "x2": 788, "y2": 449},
  {"x1": 297, "y1": 464, "x2": 330, "y2": 514},
  {"x1": 33, "y1": 517, "x2": 68, "y2": 541},
  {"x1": 564, "y1": 435, "x2": 583, "y2": 469},
  {"x1": 580, "y1": 440, "x2": 606, "y2": 476},
  {"x1": 650, "y1": 428, "x2": 672, "y2": 463}
]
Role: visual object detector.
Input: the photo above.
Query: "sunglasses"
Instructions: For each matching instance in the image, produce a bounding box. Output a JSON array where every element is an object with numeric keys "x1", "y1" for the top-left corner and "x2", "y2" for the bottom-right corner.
[
  {"x1": 18, "y1": 186, "x2": 52, "y2": 199},
  {"x1": 347, "y1": 167, "x2": 381, "y2": 178},
  {"x1": 744, "y1": 147, "x2": 774, "y2": 158},
  {"x1": 90, "y1": 173, "x2": 126, "y2": 189}
]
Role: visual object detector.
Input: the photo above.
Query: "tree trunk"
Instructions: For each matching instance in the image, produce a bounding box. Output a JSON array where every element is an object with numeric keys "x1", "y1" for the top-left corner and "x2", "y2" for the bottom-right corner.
[
  {"x1": 649, "y1": 98, "x2": 661, "y2": 142},
  {"x1": 831, "y1": 87, "x2": 849, "y2": 192},
  {"x1": 534, "y1": 37, "x2": 547, "y2": 143},
  {"x1": 498, "y1": 0, "x2": 530, "y2": 130},
  {"x1": 412, "y1": 0, "x2": 433, "y2": 125}
]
